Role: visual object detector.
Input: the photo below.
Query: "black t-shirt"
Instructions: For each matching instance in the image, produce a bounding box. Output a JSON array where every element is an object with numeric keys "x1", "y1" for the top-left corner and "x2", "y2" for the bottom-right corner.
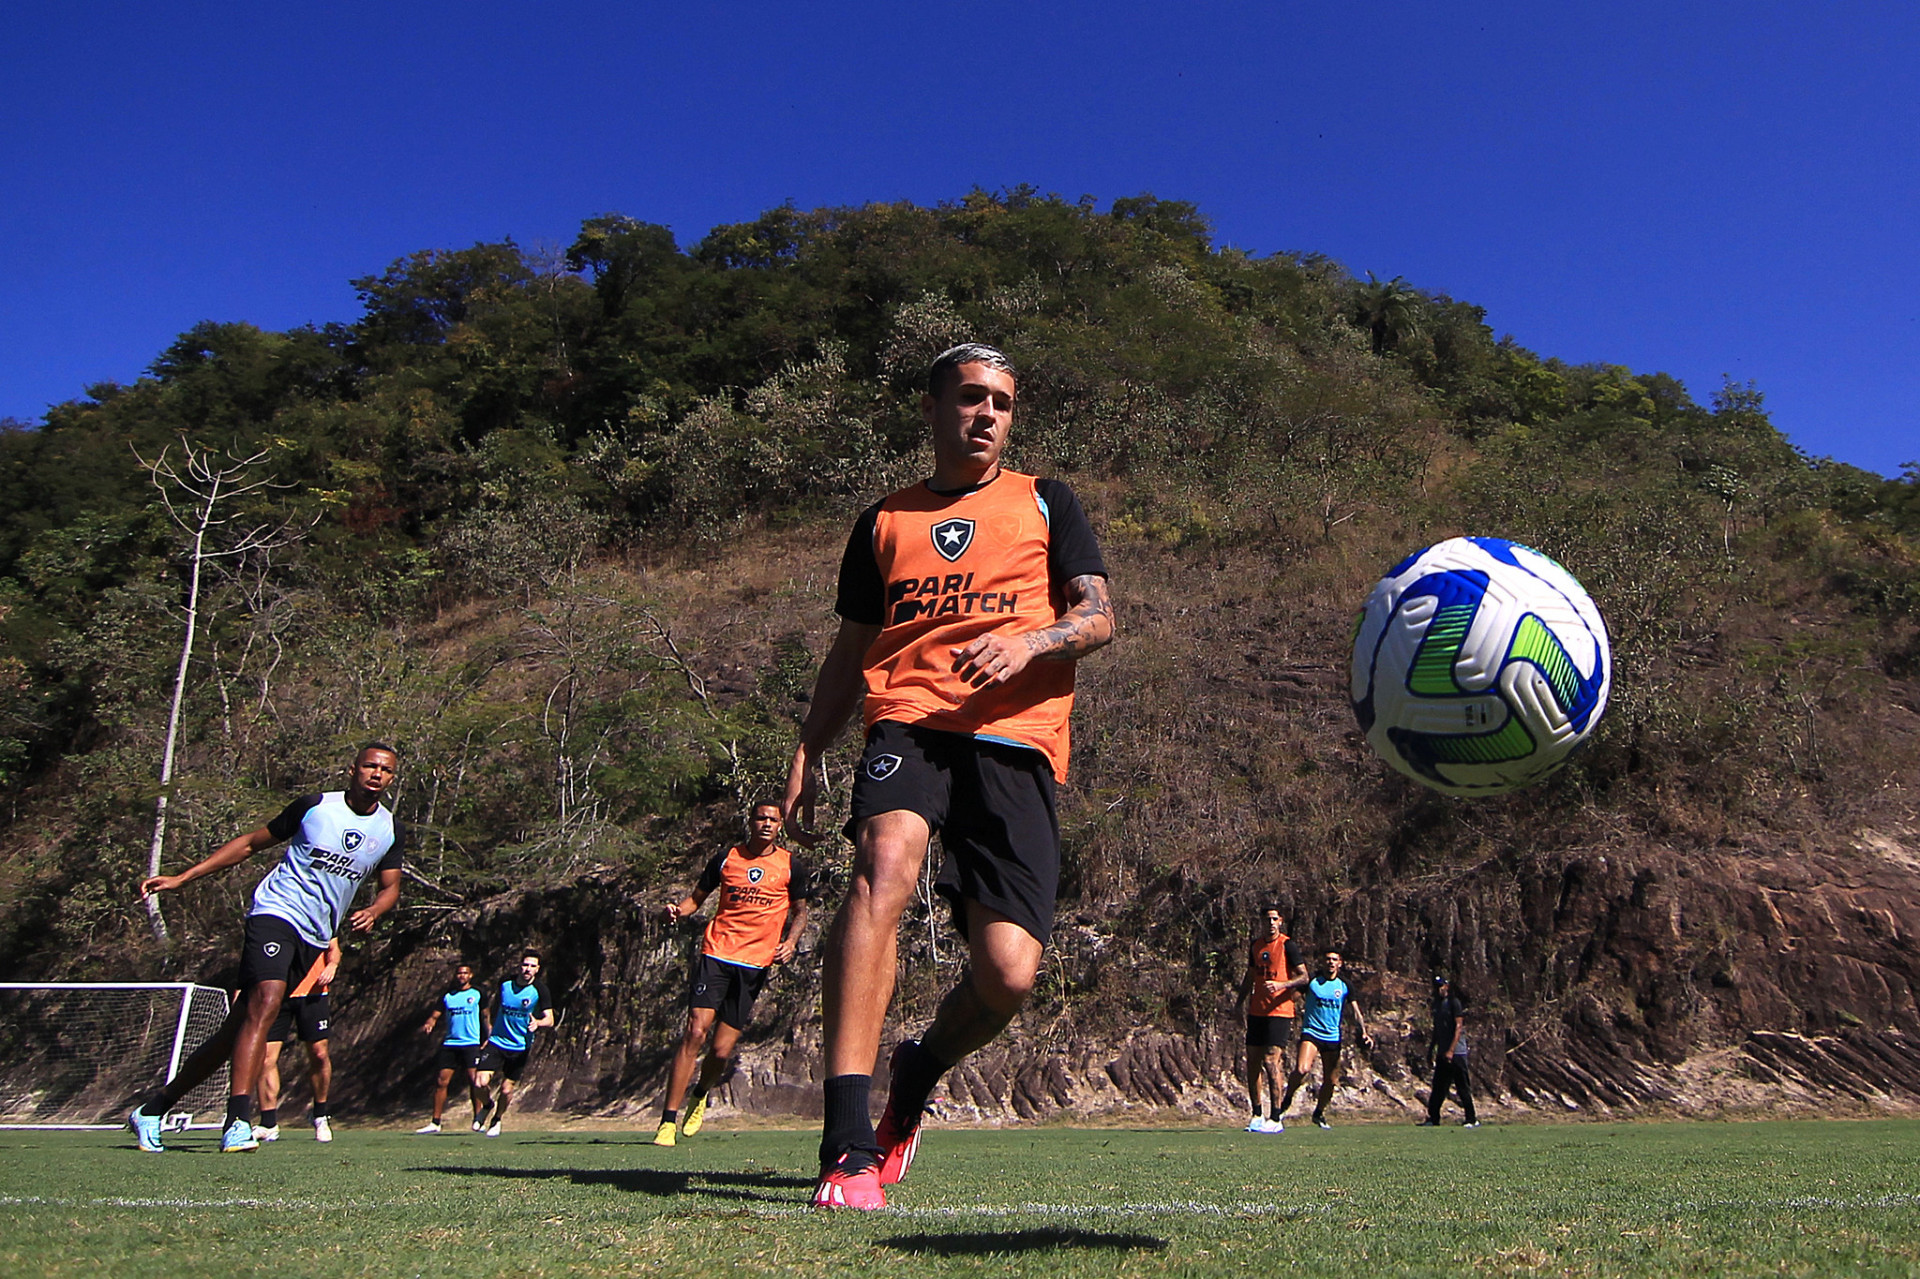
[
  {"x1": 834, "y1": 475, "x2": 1108, "y2": 625},
  {"x1": 1431, "y1": 995, "x2": 1467, "y2": 1054}
]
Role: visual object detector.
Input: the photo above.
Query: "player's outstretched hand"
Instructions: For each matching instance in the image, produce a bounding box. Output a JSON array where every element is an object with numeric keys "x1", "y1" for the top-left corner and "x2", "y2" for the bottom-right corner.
[
  {"x1": 138, "y1": 874, "x2": 182, "y2": 899},
  {"x1": 664, "y1": 901, "x2": 681, "y2": 924},
  {"x1": 347, "y1": 905, "x2": 381, "y2": 932}
]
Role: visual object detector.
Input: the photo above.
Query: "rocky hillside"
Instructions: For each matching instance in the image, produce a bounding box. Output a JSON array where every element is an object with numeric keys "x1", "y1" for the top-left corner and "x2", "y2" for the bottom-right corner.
[{"x1": 275, "y1": 519, "x2": 1919, "y2": 1127}]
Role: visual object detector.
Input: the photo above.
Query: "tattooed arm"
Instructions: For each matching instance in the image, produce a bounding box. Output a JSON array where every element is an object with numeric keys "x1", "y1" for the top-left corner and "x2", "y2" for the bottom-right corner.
[{"x1": 952, "y1": 573, "x2": 1114, "y2": 688}]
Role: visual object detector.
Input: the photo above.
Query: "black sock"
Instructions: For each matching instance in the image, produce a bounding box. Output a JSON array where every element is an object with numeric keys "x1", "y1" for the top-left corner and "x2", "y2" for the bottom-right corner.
[
  {"x1": 226, "y1": 1095, "x2": 252, "y2": 1128},
  {"x1": 493, "y1": 1093, "x2": 511, "y2": 1119},
  {"x1": 661, "y1": 1109, "x2": 678, "y2": 1125},
  {"x1": 820, "y1": 1074, "x2": 878, "y2": 1168},
  {"x1": 259, "y1": 1107, "x2": 279, "y2": 1127},
  {"x1": 138, "y1": 1090, "x2": 171, "y2": 1118},
  {"x1": 886, "y1": 1040, "x2": 949, "y2": 1129},
  {"x1": 311, "y1": 1103, "x2": 329, "y2": 1120}
]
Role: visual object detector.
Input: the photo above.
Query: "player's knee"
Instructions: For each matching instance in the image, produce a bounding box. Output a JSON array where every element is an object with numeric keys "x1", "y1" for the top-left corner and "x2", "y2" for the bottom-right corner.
[
  {"x1": 969, "y1": 962, "x2": 1035, "y2": 1016},
  {"x1": 847, "y1": 864, "x2": 918, "y2": 918},
  {"x1": 850, "y1": 838, "x2": 924, "y2": 909}
]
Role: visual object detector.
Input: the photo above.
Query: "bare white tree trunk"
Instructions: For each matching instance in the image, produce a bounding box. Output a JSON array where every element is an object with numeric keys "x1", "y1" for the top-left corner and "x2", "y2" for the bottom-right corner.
[
  {"x1": 136, "y1": 440, "x2": 293, "y2": 946},
  {"x1": 141, "y1": 499, "x2": 213, "y2": 943}
]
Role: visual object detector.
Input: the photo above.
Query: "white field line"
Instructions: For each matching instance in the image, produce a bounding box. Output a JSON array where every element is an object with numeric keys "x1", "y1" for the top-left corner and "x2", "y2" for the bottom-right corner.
[
  {"x1": 4, "y1": 1191, "x2": 1918, "y2": 1217},
  {"x1": 1715, "y1": 1193, "x2": 1920, "y2": 1211},
  {"x1": 750, "y1": 1202, "x2": 1331, "y2": 1219},
  {"x1": 0, "y1": 1193, "x2": 1318, "y2": 1219},
  {"x1": 0, "y1": 1195, "x2": 354, "y2": 1210}
]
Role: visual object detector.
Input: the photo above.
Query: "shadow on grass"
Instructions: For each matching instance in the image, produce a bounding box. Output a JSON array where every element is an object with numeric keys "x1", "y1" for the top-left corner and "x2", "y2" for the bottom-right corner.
[
  {"x1": 878, "y1": 1229, "x2": 1169, "y2": 1255},
  {"x1": 413, "y1": 1165, "x2": 810, "y2": 1204}
]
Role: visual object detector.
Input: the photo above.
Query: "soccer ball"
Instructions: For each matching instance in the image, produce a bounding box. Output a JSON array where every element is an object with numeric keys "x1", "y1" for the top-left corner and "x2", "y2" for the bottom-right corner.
[{"x1": 1350, "y1": 537, "x2": 1611, "y2": 795}]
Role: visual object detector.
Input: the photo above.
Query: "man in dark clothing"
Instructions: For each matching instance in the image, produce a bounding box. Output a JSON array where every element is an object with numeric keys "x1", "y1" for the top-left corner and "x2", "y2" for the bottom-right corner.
[{"x1": 1420, "y1": 975, "x2": 1479, "y2": 1127}]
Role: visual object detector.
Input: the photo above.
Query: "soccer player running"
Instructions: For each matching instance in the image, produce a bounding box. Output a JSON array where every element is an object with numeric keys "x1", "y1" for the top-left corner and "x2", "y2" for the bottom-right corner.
[
  {"x1": 471, "y1": 950, "x2": 554, "y2": 1137},
  {"x1": 129, "y1": 743, "x2": 404, "y2": 1153},
  {"x1": 255, "y1": 937, "x2": 341, "y2": 1143},
  {"x1": 1278, "y1": 949, "x2": 1374, "y2": 1129},
  {"x1": 653, "y1": 802, "x2": 814, "y2": 1147},
  {"x1": 1234, "y1": 904, "x2": 1306, "y2": 1132},
  {"x1": 1419, "y1": 974, "x2": 1480, "y2": 1128},
  {"x1": 784, "y1": 343, "x2": 1115, "y2": 1209},
  {"x1": 416, "y1": 961, "x2": 486, "y2": 1134}
]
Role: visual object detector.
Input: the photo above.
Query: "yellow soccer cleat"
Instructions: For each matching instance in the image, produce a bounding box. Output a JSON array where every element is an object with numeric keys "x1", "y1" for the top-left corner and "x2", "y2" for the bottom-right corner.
[
  {"x1": 652, "y1": 1119, "x2": 676, "y2": 1147},
  {"x1": 681, "y1": 1094, "x2": 708, "y2": 1137}
]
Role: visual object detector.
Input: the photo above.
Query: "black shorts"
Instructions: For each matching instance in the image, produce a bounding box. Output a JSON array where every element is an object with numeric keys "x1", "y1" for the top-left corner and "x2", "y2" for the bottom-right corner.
[
  {"x1": 688, "y1": 954, "x2": 769, "y2": 1031},
  {"x1": 235, "y1": 914, "x2": 325, "y2": 993},
  {"x1": 1247, "y1": 1015, "x2": 1297, "y2": 1049},
  {"x1": 1303, "y1": 1034, "x2": 1343, "y2": 1057},
  {"x1": 847, "y1": 721, "x2": 1060, "y2": 945},
  {"x1": 435, "y1": 1044, "x2": 483, "y2": 1074},
  {"x1": 475, "y1": 1044, "x2": 531, "y2": 1081},
  {"x1": 268, "y1": 992, "x2": 330, "y2": 1044}
]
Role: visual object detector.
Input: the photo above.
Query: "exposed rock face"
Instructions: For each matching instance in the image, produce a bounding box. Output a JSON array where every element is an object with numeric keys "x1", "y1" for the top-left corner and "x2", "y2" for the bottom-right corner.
[{"x1": 297, "y1": 829, "x2": 1920, "y2": 1124}]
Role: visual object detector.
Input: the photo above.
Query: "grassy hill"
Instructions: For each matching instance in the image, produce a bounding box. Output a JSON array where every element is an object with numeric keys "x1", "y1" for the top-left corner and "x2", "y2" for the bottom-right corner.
[{"x1": 0, "y1": 190, "x2": 1916, "y2": 1119}]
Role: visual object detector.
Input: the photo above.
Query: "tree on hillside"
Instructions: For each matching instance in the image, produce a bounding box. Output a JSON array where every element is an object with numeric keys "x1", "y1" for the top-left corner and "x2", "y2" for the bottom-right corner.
[
  {"x1": 352, "y1": 243, "x2": 534, "y2": 351},
  {"x1": 1353, "y1": 273, "x2": 1423, "y2": 356},
  {"x1": 134, "y1": 440, "x2": 296, "y2": 943}
]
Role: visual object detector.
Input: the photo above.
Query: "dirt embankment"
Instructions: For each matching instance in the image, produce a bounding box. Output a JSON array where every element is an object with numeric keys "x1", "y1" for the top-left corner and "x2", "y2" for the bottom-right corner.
[{"x1": 291, "y1": 826, "x2": 1920, "y2": 1126}]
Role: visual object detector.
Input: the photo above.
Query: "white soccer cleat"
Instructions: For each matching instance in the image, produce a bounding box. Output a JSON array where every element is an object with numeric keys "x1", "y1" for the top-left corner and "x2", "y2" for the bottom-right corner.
[
  {"x1": 1263, "y1": 1117, "x2": 1285, "y2": 1133},
  {"x1": 313, "y1": 1117, "x2": 333, "y2": 1143},
  {"x1": 485, "y1": 1121, "x2": 502, "y2": 1138},
  {"x1": 1243, "y1": 1116, "x2": 1266, "y2": 1132},
  {"x1": 415, "y1": 1122, "x2": 442, "y2": 1135},
  {"x1": 253, "y1": 1124, "x2": 280, "y2": 1142}
]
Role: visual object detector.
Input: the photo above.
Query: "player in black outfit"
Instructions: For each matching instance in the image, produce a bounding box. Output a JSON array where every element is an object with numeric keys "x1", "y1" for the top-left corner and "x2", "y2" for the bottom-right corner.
[{"x1": 1420, "y1": 975, "x2": 1479, "y2": 1127}]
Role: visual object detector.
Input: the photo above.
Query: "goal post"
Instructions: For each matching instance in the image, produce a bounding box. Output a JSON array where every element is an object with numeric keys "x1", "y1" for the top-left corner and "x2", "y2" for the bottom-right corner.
[{"x1": 0, "y1": 983, "x2": 231, "y2": 1129}]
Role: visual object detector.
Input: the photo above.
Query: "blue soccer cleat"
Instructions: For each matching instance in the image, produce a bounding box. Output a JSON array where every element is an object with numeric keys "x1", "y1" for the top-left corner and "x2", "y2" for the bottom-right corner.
[
  {"x1": 221, "y1": 1118, "x2": 260, "y2": 1152},
  {"x1": 128, "y1": 1108, "x2": 164, "y2": 1153}
]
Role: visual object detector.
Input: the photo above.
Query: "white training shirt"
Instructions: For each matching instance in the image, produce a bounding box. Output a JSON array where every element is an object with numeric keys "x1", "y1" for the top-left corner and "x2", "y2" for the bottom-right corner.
[{"x1": 249, "y1": 791, "x2": 404, "y2": 946}]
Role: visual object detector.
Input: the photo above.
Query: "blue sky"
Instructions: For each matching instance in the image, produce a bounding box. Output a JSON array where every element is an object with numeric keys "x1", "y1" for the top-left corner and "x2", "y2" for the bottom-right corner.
[{"x1": 4, "y1": 1, "x2": 1915, "y2": 476}]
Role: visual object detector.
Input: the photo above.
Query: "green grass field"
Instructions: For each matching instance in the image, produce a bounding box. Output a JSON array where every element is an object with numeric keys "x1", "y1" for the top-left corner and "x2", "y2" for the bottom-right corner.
[{"x1": 1, "y1": 1118, "x2": 1917, "y2": 1277}]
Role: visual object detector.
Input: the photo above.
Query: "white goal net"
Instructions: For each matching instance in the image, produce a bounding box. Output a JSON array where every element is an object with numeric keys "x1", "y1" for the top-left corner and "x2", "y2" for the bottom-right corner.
[{"x1": 0, "y1": 983, "x2": 231, "y2": 1128}]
